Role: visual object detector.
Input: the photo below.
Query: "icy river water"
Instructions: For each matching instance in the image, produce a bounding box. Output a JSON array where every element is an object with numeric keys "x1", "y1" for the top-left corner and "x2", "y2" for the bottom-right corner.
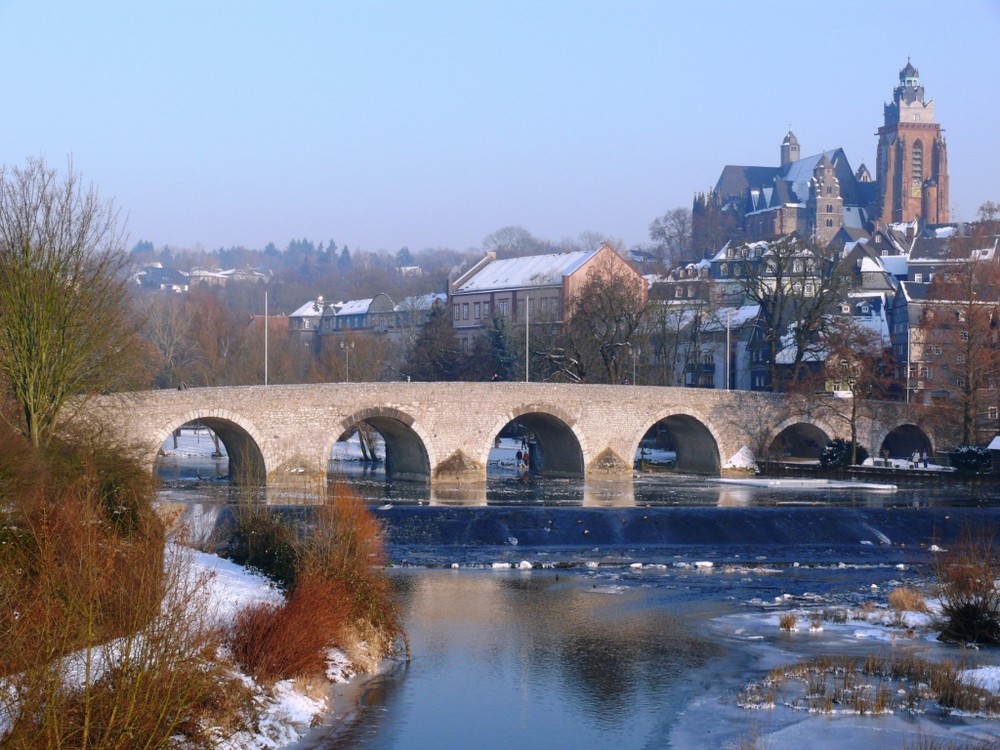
[{"x1": 166, "y1": 468, "x2": 1000, "y2": 749}]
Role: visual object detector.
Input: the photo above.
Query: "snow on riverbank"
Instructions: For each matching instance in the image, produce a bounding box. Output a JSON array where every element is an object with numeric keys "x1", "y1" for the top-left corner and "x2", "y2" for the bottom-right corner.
[{"x1": 189, "y1": 549, "x2": 361, "y2": 749}]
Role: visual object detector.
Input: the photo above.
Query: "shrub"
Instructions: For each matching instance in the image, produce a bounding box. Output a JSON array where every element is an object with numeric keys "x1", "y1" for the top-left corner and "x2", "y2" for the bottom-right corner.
[
  {"x1": 224, "y1": 482, "x2": 407, "y2": 681},
  {"x1": 298, "y1": 485, "x2": 404, "y2": 648},
  {"x1": 224, "y1": 501, "x2": 299, "y2": 587},
  {"x1": 935, "y1": 530, "x2": 1000, "y2": 645},
  {"x1": 888, "y1": 587, "x2": 928, "y2": 615},
  {"x1": 779, "y1": 613, "x2": 797, "y2": 631},
  {"x1": 820, "y1": 438, "x2": 869, "y2": 468},
  {"x1": 949, "y1": 445, "x2": 991, "y2": 475},
  {"x1": 228, "y1": 570, "x2": 350, "y2": 682},
  {"x1": 0, "y1": 494, "x2": 222, "y2": 747}
]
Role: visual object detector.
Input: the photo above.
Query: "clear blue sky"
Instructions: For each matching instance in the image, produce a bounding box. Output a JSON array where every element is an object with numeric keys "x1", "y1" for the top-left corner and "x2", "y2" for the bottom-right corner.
[{"x1": 2, "y1": 0, "x2": 998, "y2": 254}]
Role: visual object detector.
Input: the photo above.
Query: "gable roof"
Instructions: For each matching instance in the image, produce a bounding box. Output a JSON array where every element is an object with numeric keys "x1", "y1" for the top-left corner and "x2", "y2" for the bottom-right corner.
[{"x1": 452, "y1": 249, "x2": 599, "y2": 294}]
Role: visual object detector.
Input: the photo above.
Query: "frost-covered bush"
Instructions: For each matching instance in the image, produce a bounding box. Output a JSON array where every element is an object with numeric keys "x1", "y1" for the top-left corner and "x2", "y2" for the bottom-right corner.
[
  {"x1": 936, "y1": 533, "x2": 1000, "y2": 645},
  {"x1": 820, "y1": 438, "x2": 869, "y2": 468},
  {"x1": 948, "y1": 445, "x2": 991, "y2": 475}
]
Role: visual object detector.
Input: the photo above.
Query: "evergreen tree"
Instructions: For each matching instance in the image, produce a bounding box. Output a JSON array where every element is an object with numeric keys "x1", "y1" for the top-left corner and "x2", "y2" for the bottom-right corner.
[{"x1": 405, "y1": 305, "x2": 461, "y2": 381}]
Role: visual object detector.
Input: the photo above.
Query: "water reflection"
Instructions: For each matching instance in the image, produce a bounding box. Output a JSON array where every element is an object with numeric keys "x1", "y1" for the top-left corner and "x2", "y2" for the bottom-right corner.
[{"x1": 318, "y1": 570, "x2": 725, "y2": 750}]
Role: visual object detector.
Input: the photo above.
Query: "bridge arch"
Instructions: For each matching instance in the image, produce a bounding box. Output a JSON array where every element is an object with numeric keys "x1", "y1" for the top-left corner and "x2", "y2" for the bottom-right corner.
[
  {"x1": 153, "y1": 410, "x2": 268, "y2": 485},
  {"x1": 481, "y1": 403, "x2": 587, "y2": 478},
  {"x1": 767, "y1": 418, "x2": 834, "y2": 464},
  {"x1": 629, "y1": 407, "x2": 722, "y2": 475},
  {"x1": 330, "y1": 406, "x2": 432, "y2": 481},
  {"x1": 876, "y1": 422, "x2": 933, "y2": 459}
]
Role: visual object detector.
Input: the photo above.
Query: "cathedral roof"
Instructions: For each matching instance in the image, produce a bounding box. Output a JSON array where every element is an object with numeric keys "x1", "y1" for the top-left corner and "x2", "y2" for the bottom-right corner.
[
  {"x1": 900, "y1": 59, "x2": 918, "y2": 80},
  {"x1": 713, "y1": 165, "x2": 781, "y2": 199},
  {"x1": 782, "y1": 130, "x2": 799, "y2": 147}
]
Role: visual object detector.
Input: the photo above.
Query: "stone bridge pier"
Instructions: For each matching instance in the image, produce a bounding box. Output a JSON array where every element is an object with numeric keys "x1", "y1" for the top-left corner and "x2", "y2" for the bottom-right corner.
[{"x1": 80, "y1": 383, "x2": 941, "y2": 502}]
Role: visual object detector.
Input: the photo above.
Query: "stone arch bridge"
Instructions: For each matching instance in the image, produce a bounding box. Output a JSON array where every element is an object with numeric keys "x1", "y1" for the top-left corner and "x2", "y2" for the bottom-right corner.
[{"x1": 82, "y1": 383, "x2": 936, "y2": 496}]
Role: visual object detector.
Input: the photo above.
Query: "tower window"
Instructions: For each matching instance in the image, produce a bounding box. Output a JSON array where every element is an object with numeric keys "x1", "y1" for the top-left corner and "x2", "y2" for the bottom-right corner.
[
  {"x1": 826, "y1": 204, "x2": 833, "y2": 213},
  {"x1": 826, "y1": 186, "x2": 833, "y2": 195},
  {"x1": 912, "y1": 140, "x2": 924, "y2": 183},
  {"x1": 825, "y1": 218, "x2": 833, "y2": 227}
]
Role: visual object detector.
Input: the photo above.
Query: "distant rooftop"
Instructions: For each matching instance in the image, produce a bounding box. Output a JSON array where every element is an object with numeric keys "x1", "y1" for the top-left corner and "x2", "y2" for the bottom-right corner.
[{"x1": 453, "y1": 249, "x2": 598, "y2": 294}]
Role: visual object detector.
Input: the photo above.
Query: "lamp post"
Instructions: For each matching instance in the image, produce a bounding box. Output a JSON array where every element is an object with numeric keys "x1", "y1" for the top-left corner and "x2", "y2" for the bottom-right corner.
[
  {"x1": 725, "y1": 308, "x2": 732, "y2": 391},
  {"x1": 524, "y1": 295, "x2": 530, "y2": 383},
  {"x1": 340, "y1": 340, "x2": 354, "y2": 382},
  {"x1": 264, "y1": 290, "x2": 268, "y2": 387},
  {"x1": 632, "y1": 344, "x2": 640, "y2": 385}
]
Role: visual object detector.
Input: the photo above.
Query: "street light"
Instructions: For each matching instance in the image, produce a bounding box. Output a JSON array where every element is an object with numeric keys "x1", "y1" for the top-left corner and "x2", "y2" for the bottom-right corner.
[{"x1": 340, "y1": 340, "x2": 354, "y2": 382}]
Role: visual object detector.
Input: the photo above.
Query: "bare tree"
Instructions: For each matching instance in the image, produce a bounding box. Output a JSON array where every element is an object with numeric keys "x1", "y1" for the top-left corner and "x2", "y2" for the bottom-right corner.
[
  {"x1": 139, "y1": 295, "x2": 200, "y2": 388},
  {"x1": 726, "y1": 235, "x2": 851, "y2": 390},
  {"x1": 921, "y1": 234, "x2": 1000, "y2": 445},
  {"x1": 553, "y1": 254, "x2": 648, "y2": 384},
  {"x1": 649, "y1": 207, "x2": 693, "y2": 264},
  {"x1": 798, "y1": 316, "x2": 897, "y2": 465},
  {"x1": 0, "y1": 159, "x2": 145, "y2": 446}
]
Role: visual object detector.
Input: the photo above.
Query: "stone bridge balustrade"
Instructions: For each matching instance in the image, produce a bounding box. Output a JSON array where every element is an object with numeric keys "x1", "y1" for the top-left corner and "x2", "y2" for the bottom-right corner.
[{"x1": 77, "y1": 383, "x2": 939, "y2": 500}]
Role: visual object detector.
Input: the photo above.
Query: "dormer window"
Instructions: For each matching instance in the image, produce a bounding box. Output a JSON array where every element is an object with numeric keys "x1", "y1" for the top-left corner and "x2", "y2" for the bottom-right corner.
[{"x1": 841, "y1": 304, "x2": 850, "y2": 314}]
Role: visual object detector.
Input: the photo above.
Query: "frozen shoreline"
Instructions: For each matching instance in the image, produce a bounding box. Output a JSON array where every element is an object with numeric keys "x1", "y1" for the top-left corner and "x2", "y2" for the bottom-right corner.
[{"x1": 711, "y1": 477, "x2": 898, "y2": 492}]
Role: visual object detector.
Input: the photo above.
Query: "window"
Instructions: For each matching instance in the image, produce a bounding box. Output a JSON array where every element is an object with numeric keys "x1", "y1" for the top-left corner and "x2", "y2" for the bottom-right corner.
[
  {"x1": 462, "y1": 303, "x2": 469, "y2": 320},
  {"x1": 826, "y1": 204, "x2": 833, "y2": 213},
  {"x1": 474, "y1": 302, "x2": 481, "y2": 319},
  {"x1": 825, "y1": 218, "x2": 833, "y2": 227},
  {"x1": 920, "y1": 366, "x2": 931, "y2": 380},
  {"x1": 914, "y1": 273, "x2": 923, "y2": 283},
  {"x1": 912, "y1": 140, "x2": 924, "y2": 183},
  {"x1": 957, "y1": 354, "x2": 966, "y2": 365},
  {"x1": 826, "y1": 186, "x2": 833, "y2": 195},
  {"x1": 499, "y1": 300, "x2": 508, "y2": 317},
  {"x1": 875, "y1": 234, "x2": 882, "y2": 243},
  {"x1": 841, "y1": 304, "x2": 851, "y2": 313},
  {"x1": 687, "y1": 285, "x2": 696, "y2": 298},
  {"x1": 453, "y1": 304, "x2": 460, "y2": 320},
  {"x1": 793, "y1": 260, "x2": 803, "y2": 273},
  {"x1": 990, "y1": 407, "x2": 999, "y2": 421},
  {"x1": 930, "y1": 344, "x2": 942, "y2": 355},
  {"x1": 721, "y1": 264, "x2": 729, "y2": 277},
  {"x1": 483, "y1": 302, "x2": 490, "y2": 318},
  {"x1": 675, "y1": 287, "x2": 684, "y2": 299},
  {"x1": 961, "y1": 331, "x2": 969, "y2": 342}
]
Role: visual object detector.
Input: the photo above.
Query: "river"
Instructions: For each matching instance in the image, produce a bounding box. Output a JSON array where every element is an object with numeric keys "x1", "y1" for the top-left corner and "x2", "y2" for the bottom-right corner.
[{"x1": 162, "y1": 469, "x2": 1000, "y2": 750}]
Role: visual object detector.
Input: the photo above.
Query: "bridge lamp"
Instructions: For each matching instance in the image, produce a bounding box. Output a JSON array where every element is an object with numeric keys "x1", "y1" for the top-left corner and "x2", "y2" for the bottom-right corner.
[{"x1": 340, "y1": 340, "x2": 354, "y2": 382}]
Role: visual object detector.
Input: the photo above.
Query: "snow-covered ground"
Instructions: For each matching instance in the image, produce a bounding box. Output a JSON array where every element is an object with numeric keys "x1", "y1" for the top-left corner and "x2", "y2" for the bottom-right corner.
[{"x1": 191, "y1": 550, "x2": 357, "y2": 749}]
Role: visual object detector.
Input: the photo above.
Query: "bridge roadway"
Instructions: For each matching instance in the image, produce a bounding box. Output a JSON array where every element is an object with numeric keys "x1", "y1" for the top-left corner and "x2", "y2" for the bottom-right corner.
[{"x1": 82, "y1": 382, "x2": 935, "y2": 500}]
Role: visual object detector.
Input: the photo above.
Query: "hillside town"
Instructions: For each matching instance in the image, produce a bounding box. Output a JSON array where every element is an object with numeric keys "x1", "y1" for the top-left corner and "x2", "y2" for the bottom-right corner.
[{"x1": 131, "y1": 61, "x2": 1000, "y2": 454}]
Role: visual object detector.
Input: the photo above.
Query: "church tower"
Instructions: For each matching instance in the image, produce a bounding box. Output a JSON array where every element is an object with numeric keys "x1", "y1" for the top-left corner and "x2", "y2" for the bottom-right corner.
[
  {"x1": 780, "y1": 130, "x2": 799, "y2": 168},
  {"x1": 808, "y1": 153, "x2": 843, "y2": 247},
  {"x1": 875, "y1": 60, "x2": 949, "y2": 226}
]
